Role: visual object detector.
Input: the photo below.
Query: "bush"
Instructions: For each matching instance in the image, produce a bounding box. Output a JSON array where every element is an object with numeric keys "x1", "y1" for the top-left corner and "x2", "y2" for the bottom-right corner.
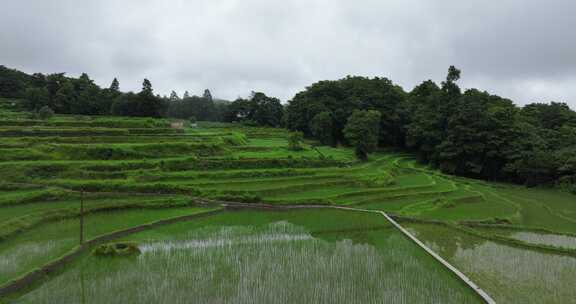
[
  {"x1": 288, "y1": 131, "x2": 304, "y2": 151},
  {"x1": 361, "y1": 175, "x2": 396, "y2": 187},
  {"x1": 161, "y1": 158, "x2": 344, "y2": 171},
  {"x1": 213, "y1": 194, "x2": 263, "y2": 204},
  {"x1": 37, "y1": 106, "x2": 55, "y2": 120},
  {"x1": 93, "y1": 242, "x2": 141, "y2": 257},
  {"x1": 0, "y1": 127, "x2": 130, "y2": 137},
  {"x1": 128, "y1": 128, "x2": 184, "y2": 135}
]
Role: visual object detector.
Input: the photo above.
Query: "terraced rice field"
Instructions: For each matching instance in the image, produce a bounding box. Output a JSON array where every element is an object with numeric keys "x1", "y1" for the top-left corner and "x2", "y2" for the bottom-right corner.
[
  {"x1": 1, "y1": 105, "x2": 575, "y2": 303},
  {"x1": 13, "y1": 210, "x2": 482, "y2": 303},
  {"x1": 406, "y1": 223, "x2": 576, "y2": 303}
]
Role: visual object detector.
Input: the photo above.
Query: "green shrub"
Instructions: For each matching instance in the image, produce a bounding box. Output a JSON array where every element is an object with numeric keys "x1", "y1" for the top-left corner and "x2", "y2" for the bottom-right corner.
[
  {"x1": 213, "y1": 194, "x2": 263, "y2": 204},
  {"x1": 25, "y1": 164, "x2": 70, "y2": 178},
  {"x1": 93, "y1": 243, "x2": 141, "y2": 257},
  {"x1": 128, "y1": 128, "x2": 184, "y2": 135},
  {"x1": 161, "y1": 158, "x2": 344, "y2": 171},
  {"x1": 222, "y1": 133, "x2": 248, "y2": 146},
  {"x1": 57, "y1": 180, "x2": 203, "y2": 196},
  {"x1": 0, "y1": 188, "x2": 72, "y2": 206},
  {"x1": 0, "y1": 127, "x2": 129, "y2": 137},
  {"x1": 38, "y1": 106, "x2": 55, "y2": 120},
  {"x1": 198, "y1": 169, "x2": 315, "y2": 179},
  {"x1": 361, "y1": 175, "x2": 396, "y2": 187},
  {"x1": 288, "y1": 131, "x2": 304, "y2": 151},
  {"x1": 82, "y1": 161, "x2": 158, "y2": 172},
  {"x1": 62, "y1": 170, "x2": 128, "y2": 180}
]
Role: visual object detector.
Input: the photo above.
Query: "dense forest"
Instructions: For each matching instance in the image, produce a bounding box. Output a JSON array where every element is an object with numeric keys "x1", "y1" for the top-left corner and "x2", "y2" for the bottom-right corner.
[
  {"x1": 1, "y1": 65, "x2": 575, "y2": 192},
  {"x1": 285, "y1": 67, "x2": 576, "y2": 191}
]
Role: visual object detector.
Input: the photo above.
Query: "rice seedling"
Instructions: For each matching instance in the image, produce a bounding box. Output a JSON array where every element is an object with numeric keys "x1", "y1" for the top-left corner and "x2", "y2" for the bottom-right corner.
[
  {"x1": 0, "y1": 207, "x2": 213, "y2": 285},
  {"x1": 15, "y1": 221, "x2": 481, "y2": 303},
  {"x1": 406, "y1": 223, "x2": 576, "y2": 304},
  {"x1": 0, "y1": 239, "x2": 72, "y2": 284},
  {"x1": 506, "y1": 231, "x2": 576, "y2": 250}
]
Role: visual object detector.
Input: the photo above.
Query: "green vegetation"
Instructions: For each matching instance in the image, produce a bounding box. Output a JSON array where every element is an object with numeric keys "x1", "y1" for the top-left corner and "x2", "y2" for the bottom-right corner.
[
  {"x1": 344, "y1": 110, "x2": 381, "y2": 160},
  {"x1": 1, "y1": 80, "x2": 576, "y2": 303},
  {"x1": 286, "y1": 67, "x2": 576, "y2": 186}
]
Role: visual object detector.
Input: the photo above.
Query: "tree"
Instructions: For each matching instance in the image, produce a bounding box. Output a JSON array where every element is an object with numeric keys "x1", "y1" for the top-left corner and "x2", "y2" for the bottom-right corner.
[
  {"x1": 446, "y1": 65, "x2": 461, "y2": 83},
  {"x1": 0, "y1": 65, "x2": 30, "y2": 98},
  {"x1": 251, "y1": 92, "x2": 284, "y2": 127},
  {"x1": 344, "y1": 110, "x2": 382, "y2": 161},
  {"x1": 405, "y1": 80, "x2": 444, "y2": 162},
  {"x1": 286, "y1": 76, "x2": 406, "y2": 145},
  {"x1": 310, "y1": 111, "x2": 335, "y2": 146},
  {"x1": 142, "y1": 79, "x2": 153, "y2": 94},
  {"x1": 37, "y1": 106, "x2": 54, "y2": 120},
  {"x1": 169, "y1": 91, "x2": 180, "y2": 101},
  {"x1": 442, "y1": 65, "x2": 462, "y2": 99},
  {"x1": 136, "y1": 79, "x2": 163, "y2": 117},
  {"x1": 288, "y1": 131, "x2": 304, "y2": 151},
  {"x1": 111, "y1": 92, "x2": 139, "y2": 116},
  {"x1": 223, "y1": 92, "x2": 283, "y2": 127},
  {"x1": 70, "y1": 74, "x2": 105, "y2": 115},
  {"x1": 101, "y1": 78, "x2": 122, "y2": 115},
  {"x1": 24, "y1": 87, "x2": 50, "y2": 110},
  {"x1": 521, "y1": 102, "x2": 576, "y2": 131},
  {"x1": 45, "y1": 73, "x2": 67, "y2": 98},
  {"x1": 406, "y1": 66, "x2": 464, "y2": 163},
  {"x1": 203, "y1": 89, "x2": 213, "y2": 102},
  {"x1": 109, "y1": 78, "x2": 120, "y2": 92},
  {"x1": 53, "y1": 81, "x2": 76, "y2": 113}
]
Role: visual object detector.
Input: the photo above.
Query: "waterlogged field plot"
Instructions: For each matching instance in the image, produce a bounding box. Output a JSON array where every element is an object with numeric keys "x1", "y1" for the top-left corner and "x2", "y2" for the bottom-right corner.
[
  {"x1": 473, "y1": 226, "x2": 576, "y2": 250},
  {"x1": 14, "y1": 210, "x2": 481, "y2": 304},
  {"x1": 506, "y1": 231, "x2": 576, "y2": 250},
  {"x1": 0, "y1": 207, "x2": 213, "y2": 286},
  {"x1": 406, "y1": 223, "x2": 576, "y2": 304}
]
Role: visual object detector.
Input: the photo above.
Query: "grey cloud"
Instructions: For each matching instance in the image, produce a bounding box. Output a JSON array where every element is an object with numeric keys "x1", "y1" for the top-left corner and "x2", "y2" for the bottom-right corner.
[{"x1": 0, "y1": 0, "x2": 574, "y2": 108}]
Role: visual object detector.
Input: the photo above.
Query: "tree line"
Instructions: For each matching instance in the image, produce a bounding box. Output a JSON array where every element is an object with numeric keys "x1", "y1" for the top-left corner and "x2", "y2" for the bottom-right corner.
[
  {"x1": 285, "y1": 67, "x2": 576, "y2": 190},
  {"x1": 0, "y1": 65, "x2": 283, "y2": 124},
  {"x1": 1, "y1": 65, "x2": 575, "y2": 190}
]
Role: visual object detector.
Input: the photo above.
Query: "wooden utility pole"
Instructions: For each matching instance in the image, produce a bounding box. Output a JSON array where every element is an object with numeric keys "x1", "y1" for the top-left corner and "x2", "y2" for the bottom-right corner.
[{"x1": 79, "y1": 189, "x2": 84, "y2": 245}]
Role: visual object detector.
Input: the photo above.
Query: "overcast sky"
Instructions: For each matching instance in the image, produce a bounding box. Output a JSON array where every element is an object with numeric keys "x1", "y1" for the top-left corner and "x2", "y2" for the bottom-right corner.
[{"x1": 1, "y1": 0, "x2": 575, "y2": 108}]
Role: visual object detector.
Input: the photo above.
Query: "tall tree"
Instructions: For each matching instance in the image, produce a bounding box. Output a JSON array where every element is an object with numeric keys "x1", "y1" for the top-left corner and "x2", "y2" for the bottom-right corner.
[
  {"x1": 310, "y1": 111, "x2": 335, "y2": 146},
  {"x1": 224, "y1": 92, "x2": 283, "y2": 127},
  {"x1": 203, "y1": 89, "x2": 213, "y2": 102},
  {"x1": 53, "y1": 81, "x2": 76, "y2": 113},
  {"x1": 344, "y1": 110, "x2": 382, "y2": 161},
  {"x1": 252, "y1": 92, "x2": 283, "y2": 127},
  {"x1": 109, "y1": 78, "x2": 120, "y2": 92},
  {"x1": 24, "y1": 87, "x2": 50, "y2": 111},
  {"x1": 136, "y1": 79, "x2": 162, "y2": 117},
  {"x1": 286, "y1": 76, "x2": 406, "y2": 145},
  {"x1": 169, "y1": 91, "x2": 180, "y2": 101},
  {"x1": 142, "y1": 79, "x2": 153, "y2": 95}
]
